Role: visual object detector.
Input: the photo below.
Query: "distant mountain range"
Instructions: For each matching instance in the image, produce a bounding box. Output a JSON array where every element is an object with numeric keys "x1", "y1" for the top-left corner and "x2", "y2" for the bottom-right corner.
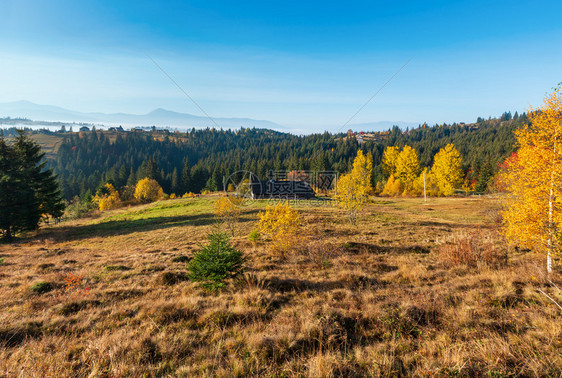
[
  {"x1": 0, "y1": 101, "x2": 284, "y2": 131},
  {"x1": 0, "y1": 100, "x2": 418, "y2": 133}
]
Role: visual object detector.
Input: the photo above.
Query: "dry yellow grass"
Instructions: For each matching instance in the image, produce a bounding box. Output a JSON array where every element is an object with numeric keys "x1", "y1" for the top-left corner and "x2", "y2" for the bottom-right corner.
[{"x1": 0, "y1": 195, "x2": 560, "y2": 376}]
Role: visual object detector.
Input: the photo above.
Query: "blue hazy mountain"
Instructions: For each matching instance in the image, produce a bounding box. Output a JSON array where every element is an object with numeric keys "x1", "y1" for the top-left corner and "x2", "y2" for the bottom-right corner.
[
  {"x1": 0, "y1": 101, "x2": 285, "y2": 130},
  {"x1": 0, "y1": 101, "x2": 418, "y2": 132}
]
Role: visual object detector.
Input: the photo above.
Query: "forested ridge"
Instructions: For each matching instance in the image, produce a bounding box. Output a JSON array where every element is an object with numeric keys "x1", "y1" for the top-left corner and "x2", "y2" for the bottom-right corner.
[{"x1": 4, "y1": 112, "x2": 525, "y2": 199}]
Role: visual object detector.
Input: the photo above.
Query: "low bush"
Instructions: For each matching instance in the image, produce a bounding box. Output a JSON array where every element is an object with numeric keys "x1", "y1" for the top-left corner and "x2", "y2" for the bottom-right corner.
[
  {"x1": 63, "y1": 196, "x2": 97, "y2": 220},
  {"x1": 248, "y1": 229, "x2": 260, "y2": 243},
  {"x1": 296, "y1": 238, "x2": 341, "y2": 269},
  {"x1": 436, "y1": 230, "x2": 507, "y2": 268}
]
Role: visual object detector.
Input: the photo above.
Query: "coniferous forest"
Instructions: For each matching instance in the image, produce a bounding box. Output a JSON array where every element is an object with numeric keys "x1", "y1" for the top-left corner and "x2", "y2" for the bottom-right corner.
[{"x1": 6, "y1": 111, "x2": 525, "y2": 200}]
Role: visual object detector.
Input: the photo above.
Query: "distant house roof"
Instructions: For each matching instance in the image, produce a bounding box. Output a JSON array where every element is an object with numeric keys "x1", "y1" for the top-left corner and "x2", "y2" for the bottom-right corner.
[{"x1": 250, "y1": 178, "x2": 315, "y2": 199}]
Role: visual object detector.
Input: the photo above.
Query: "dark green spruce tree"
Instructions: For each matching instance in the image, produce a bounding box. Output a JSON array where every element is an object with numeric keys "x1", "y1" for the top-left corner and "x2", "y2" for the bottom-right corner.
[{"x1": 0, "y1": 130, "x2": 64, "y2": 241}]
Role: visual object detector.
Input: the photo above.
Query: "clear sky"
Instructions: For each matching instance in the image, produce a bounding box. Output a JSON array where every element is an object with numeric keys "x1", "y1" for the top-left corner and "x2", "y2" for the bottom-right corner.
[{"x1": 1, "y1": 0, "x2": 561, "y2": 132}]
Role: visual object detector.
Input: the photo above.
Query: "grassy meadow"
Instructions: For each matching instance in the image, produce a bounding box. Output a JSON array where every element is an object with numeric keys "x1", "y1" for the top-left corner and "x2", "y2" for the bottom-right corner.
[{"x1": 0, "y1": 195, "x2": 561, "y2": 376}]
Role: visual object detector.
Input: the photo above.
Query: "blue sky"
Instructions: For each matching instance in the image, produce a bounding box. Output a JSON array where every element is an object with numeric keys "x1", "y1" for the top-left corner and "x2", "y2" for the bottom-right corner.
[{"x1": 1, "y1": 0, "x2": 561, "y2": 132}]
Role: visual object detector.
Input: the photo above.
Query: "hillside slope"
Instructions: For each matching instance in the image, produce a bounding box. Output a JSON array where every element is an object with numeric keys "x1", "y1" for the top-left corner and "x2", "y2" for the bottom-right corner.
[{"x1": 0, "y1": 195, "x2": 560, "y2": 376}]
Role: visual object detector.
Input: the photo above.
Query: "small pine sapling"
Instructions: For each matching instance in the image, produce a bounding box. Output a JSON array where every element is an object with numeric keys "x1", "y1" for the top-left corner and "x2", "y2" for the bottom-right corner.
[{"x1": 188, "y1": 230, "x2": 246, "y2": 291}]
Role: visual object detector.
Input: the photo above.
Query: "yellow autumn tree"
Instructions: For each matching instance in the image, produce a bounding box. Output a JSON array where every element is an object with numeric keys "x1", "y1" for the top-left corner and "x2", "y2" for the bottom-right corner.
[
  {"x1": 430, "y1": 144, "x2": 463, "y2": 196},
  {"x1": 214, "y1": 195, "x2": 242, "y2": 236},
  {"x1": 503, "y1": 86, "x2": 562, "y2": 274},
  {"x1": 381, "y1": 175, "x2": 402, "y2": 196},
  {"x1": 382, "y1": 146, "x2": 400, "y2": 177},
  {"x1": 336, "y1": 150, "x2": 373, "y2": 224},
  {"x1": 256, "y1": 202, "x2": 300, "y2": 255},
  {"x1": 93, "y1": 183, "x2": 121, "y2": 211},
  {"x1": 412, "y1": 167, "x2": 430, "y2": 196},
  {"x1": 395, "y1": 145, "x2": 421, "y2": 193},
  {"x1": 134, "y1": 178, "x2": 164, "y2": 203}
]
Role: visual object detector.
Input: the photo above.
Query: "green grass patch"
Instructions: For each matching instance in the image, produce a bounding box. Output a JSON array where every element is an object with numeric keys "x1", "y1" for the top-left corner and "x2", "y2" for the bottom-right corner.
[
  {"x1": 30, "y1": 281, "x2": 54, "y2": 295},
  {"x1": 80, "y1": 197, "x2": 218, "y2": 235}
]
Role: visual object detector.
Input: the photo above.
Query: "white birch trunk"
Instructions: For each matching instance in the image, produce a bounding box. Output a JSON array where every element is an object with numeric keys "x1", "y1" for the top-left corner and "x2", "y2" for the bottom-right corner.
[{"x1": 547, "y1": 142, "x2": 556, "y2": 274}]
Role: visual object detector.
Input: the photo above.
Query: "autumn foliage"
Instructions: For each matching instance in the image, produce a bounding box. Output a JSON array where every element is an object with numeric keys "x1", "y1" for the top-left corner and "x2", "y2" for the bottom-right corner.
[
  {"x1": 502, "y1": 86, "x2": 562, "y2": 273},
  {"x1": 256, "y1": 202, "x2": 300, "y2": 254},
  {"x1": 382, "y1": 145, "x2": 420, "y2": 195},
  {"x1": 336, "y1": 150, "x2": 373, "y2": 224},
  {"x1": 214, "y1": 195, "x2": 242, "y2": 235},
  {"x1": 381, "y1": 144, "x2": 463, "y2": 197},
  {"x1": 429, "y1": 144, "x2": 463, "y2": 196},
  {"x1": 134, "y1": 178, "x2": 164, "y2": 203},
  {"x1": 93, "y1": 183, "x2": 121, "y2": 211}
]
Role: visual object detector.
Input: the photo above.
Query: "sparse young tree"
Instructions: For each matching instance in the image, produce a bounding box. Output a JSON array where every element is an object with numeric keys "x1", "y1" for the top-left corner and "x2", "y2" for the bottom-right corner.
[
  {"x1": 256, "y1": 202, "x2": 300, "y2": 254},
  {"x1": 214, "y1": 195, "x2": 242, "y2": 236},
  {"x1": 503, "y1": 86, "x2": 562, "y2": 274},
  {"x1": 430, "y1": 144, "x2": 463, "y2": 196},
  {"x1": 336, "y1": 150, "x2": 373, "y2": 224}
]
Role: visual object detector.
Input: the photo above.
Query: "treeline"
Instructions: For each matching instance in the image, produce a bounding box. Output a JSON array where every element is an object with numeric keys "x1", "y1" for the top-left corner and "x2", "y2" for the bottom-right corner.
[{"x1": 12, "y1": 111, "x2": 525, "y2": 199}]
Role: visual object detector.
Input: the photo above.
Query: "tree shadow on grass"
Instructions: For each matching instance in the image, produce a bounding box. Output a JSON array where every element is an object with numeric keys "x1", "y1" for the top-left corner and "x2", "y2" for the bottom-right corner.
[
  {"x1": 263, "y1": 276, "x2": 385, "y2": 293},
  {"x1": 40, "y1": 213, "x2": 221, "y2": 242},
  {"x1": 10, "y1": 208, "x2": 262, "y2": 244},
  {"x1": 342, "y1": 241, "x2": 431, "y2": 255}
]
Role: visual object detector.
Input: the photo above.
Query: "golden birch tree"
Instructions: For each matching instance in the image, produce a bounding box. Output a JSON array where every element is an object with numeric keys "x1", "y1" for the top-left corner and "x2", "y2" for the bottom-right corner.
[
  {"x1": 430, "y1": 144, "x2": 463, "y2": 196},
  {"x1": 382, "y1": 146, "x2": 400, "y2": 177},
  {"x1": 256, "y1": 202, "x2": 300, "y2": 255},
  {"x1": 503, "y1": 86, "x2": 562, "y2": 274},
  {"x1": 395, "y1": 145, "x2": 421, "y2": 192},
  {"x1": 336, "y1": 150, "x2": 373, "y2": 224}
]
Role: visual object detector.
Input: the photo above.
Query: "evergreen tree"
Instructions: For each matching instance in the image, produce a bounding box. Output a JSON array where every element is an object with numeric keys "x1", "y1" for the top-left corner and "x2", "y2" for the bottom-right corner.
[
  {"x1": 141, "y1": 157, "x2": 159, "y2": 181},
  {"x1": 475, "y1": 161, "x2": 493, "y2": 192},
  {"x1": 0, "y1": 131, "x2": 64, "y2": 240},
  {"x1": 171, "y1": 167, "x2": 179, "y2": 194},
  {"x1": 126, "y1": 167, "x2": 136, "y2": 187},
  {"x1": 181, "y1": 157, "x2": 191, "y2": 193}
]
